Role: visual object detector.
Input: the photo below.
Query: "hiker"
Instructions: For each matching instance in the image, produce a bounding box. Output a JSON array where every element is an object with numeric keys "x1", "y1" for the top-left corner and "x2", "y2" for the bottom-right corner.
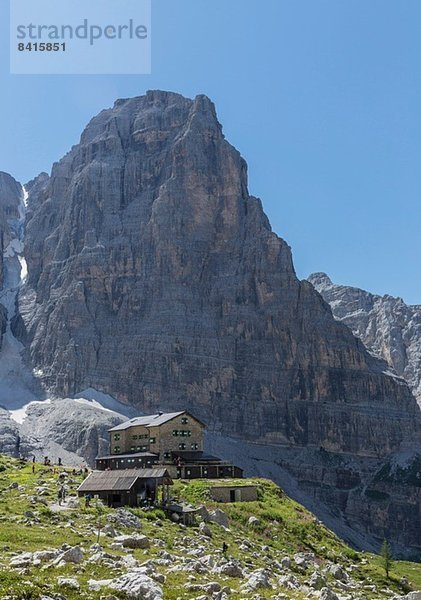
[
  {"x1": 85, "y1": 493, "x2": 92, "y2": 508},
  {"x1": 58, "y1": 487, "x2": 64, "y2": 506},
  {"x1": 32, "y1": 464, "x2": 35, "y2": 474},
  {"x1": 222, "y1": 541, "x2": 228, "y2": 555},
  {"x1": 58, "y1": 457, "x2": 62, "y2": 467}
]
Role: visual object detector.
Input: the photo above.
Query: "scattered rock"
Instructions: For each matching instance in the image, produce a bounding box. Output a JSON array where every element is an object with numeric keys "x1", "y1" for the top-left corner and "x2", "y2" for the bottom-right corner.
[
  {"x1": 57, "y1": 577, "x2": 80, "y2": 589},
  {"x1": 309, "y1": 571, "x2": 327, "y2": 590},
  {"x1": 110, "y1": 571, "x2": 163, "y2": 599},
  {"x1": 102, "y1": 524, "x2": 117, "y2": 537},
  {"x1": 215, "y1": 561, "x2": 244, "y2": 578},
  {"x1": 327, "y1": 564, "x2": 348, "y2": 582},
  {"x1": 108, "y1": 509, "x2": 141, "y2": 529},
  {"x1": 319, "y1": 587, "x2": 339, "y2": 600},
  {"x1": 114, "y1": 534, "x2": 150, "y2": 549},
  {"x1": 247, "y1": 516, "x2": 260, "y2": 527},
  {"x1": 9, "y1": 552, "x2": 33, "y2": 568},
  {"x1": 60, "y1": 546, "x2": 84, "y2": 564},
  {"x1": 208, "y1": 509, "x2": 229, "y2": 529},
  {"x1": 199, "y1": 522, "x2": 212, "y2": 538},
  {"x1": 186, "y1": 582, "x2": 221, "y2": 593},
  {"x1": 66, "y1": 497, "x2": 79, "y2": 508},
  {"x1": 294, "y1": 551, "x2": 315, "y2": 569},
  {"x1": 88, "y1": 579, "x2": 113, "y2": 592},
  {"x1": 197, "y1": 505, "x2": 210, "y2": 521},
  {"x1": 278, "y1": 573, "x2": 300, "y2": 589},
  {"x1": 33, "y1": 549, "x2": 59, "y2": 564},
  {"x1": 242, "y1": 568, "x2": 272, "y2": 590}
]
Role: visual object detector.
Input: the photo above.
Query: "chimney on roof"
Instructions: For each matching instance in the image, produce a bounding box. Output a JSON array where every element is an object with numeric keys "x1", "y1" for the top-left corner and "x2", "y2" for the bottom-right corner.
[{"x1": 158, "y1": 411, "x2": 163, "y2": 416}]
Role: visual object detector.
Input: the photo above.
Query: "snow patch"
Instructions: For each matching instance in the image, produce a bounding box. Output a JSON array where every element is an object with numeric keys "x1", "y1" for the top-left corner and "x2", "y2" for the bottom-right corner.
[
  {"x1": 9, "y1": 399, "x2": 52, "y2": 424},
  {"x1": 18, "y1": 256, "x2": 27, "y2": 281},
  {"x1": 73, "y1": 388, "x2": 137, "y2": 417},
  {"x1": 22, "y1": 186, "x2": 29, "y2": 209}
]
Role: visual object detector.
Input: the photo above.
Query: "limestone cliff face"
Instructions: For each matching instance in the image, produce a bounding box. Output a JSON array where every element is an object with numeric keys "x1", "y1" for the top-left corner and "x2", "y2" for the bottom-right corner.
[
  {"x1": 0, "y1": 173, "x2": 22, "y2": 346},
  {"x1": 18, "y1": 91, "x2": 420, "y2": 460},
  {"x1": 0, "y1": 172, "x2": 21, "y2": 287},
  {"x1": 308, "y1": 273, "x2": 421, "y2": 405}
]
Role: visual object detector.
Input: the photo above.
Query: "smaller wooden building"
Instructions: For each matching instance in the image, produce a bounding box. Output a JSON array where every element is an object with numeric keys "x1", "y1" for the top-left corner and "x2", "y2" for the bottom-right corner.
[
  {"x1": 96, "y1": 452, "x2": 158, "y2": 471},
  {"x1": 77, "y1": 468, "x2": 172, "y2": 508}
]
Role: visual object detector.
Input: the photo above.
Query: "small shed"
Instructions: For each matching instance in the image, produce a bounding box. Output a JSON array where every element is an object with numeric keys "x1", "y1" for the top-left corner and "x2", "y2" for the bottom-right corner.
[
  {"x1": 77, "y1": 468, "x2": 172, "y2": 508},
  {"x1": 209, "y1": 484, "x2": 258, "y2": 503}
]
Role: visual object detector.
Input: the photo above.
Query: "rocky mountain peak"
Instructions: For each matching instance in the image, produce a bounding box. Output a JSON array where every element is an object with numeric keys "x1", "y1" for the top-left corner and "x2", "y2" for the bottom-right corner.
[
  {"x1": 308, "y1": 273, "x2": 421, "y2": 405},
  {"x1": 17, "y1": 90, "x2": 419, "y2": 451},
  {"x1": 2, "y1": 91, "x2": 420, "y2": 556},
  {"x1": 307, "y1": 272, "x2": 333, "y2": 288}
]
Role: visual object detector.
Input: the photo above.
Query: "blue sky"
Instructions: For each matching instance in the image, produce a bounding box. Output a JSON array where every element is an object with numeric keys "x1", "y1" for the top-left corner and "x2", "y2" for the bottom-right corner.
[{"x1": 1, "y1": 0, "x2": 420, "y2": 303}]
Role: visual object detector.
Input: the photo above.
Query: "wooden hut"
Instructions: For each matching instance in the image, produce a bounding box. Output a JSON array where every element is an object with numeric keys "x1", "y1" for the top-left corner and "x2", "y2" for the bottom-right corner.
[{"x1": 77, "y1": 468, "x2": 172, "y2": 508}]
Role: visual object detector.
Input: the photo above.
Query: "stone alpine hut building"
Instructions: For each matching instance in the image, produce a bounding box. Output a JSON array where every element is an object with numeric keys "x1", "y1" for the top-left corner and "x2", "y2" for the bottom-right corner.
[{"x1": 96, "y1": 410, "x2": 243, "y2": 480}]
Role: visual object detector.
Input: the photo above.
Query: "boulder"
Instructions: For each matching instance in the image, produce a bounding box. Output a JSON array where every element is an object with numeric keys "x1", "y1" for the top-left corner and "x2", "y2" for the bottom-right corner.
[
  {"x1": 186, "y1": 582, "x2": 221, "y2": 593},
  {"x1": 102, "y1": 524, "x2": 117, "y2": 537},
  {"x1": 114, "y1": 534, "x2": 150, "y2": 549},
  {"x1": 242, "y1": 568, "x2": 272, "y2": 590},
  {"x1": 66, "y1": 497, "x2": 79, "y2": 508},
  {"x1": 319, "y1": 588, "x2": 339, "y2": 600},
  {"x1": 278, "y1": 574, "x2": 300, "y2": 590},
  {"x1": 215, "y1": 561, "x2": 244, "y2": 578},
  {"x1": 309, "y1": 571, "x2": 327, "y2": 590},
  {"x1": 327, "y1": 564, "x2": 348, "y2": 582},
  {"x1": 208, "y1": 509, "x2": 229, "y2": 529},
  {"x1": 33, "y1": 549, "x2": 59, "y2": 563},
  {"x1": 199, "y1": 522, "x2": 212, "y2": 538},
  {"x1": 9, "y1": 552, "x2": 33, "y2": 567},
  {"x1": 197, "y1": 505, "x2": 210, "y2": 522},
  {"x1": 110, "y1": 571, "x2": 163, "y2": 599},
  {"x1": 60, "y1": 546, "x2": 84, "y2": 564},
  {"x1": 294, "y1": 551, "x2": 316, "y2": 569},
  {"x1": 88, "y1": 579, "x2": 113, "y2": 592},
  {"x1": 57, "y1": 577, "x2": 80, "y2": 589}
]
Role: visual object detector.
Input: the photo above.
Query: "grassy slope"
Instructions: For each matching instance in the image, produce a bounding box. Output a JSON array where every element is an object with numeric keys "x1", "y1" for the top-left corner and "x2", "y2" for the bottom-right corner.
[{"x1": 0, "y1": 456, "x2": 419, "y2": 599}]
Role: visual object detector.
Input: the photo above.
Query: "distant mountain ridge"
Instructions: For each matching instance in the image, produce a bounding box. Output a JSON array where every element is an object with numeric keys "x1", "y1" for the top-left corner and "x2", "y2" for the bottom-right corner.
[{"x1": 308, "y1": 272, "x2": 421, "y2": 405}]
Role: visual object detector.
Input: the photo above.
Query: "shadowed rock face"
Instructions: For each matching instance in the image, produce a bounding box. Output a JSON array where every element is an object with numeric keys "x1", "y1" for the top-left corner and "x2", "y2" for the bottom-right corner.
[
  {"x1": 0, "y1": 173, "x2": 22, "y2": 345},
  {"x1": 0, "y1": 172, "x2": 22, "y2": 266},
  {"x1": 18, "y1": 91, "x2": 420, "y2": 460},
  {"x1": 308, "y1": 272, "x2": 421, "y2": 406}
]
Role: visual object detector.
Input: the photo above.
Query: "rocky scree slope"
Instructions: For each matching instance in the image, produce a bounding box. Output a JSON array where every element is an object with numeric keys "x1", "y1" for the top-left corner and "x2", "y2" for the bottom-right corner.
[
  {"x1": 0, "y1": 455, "x2": 420, "y2": 600},
  {"x1": 308, "y1": 273, "x2": 421, "y2": 406},
  {"x1": 2, "y1": 90, "x2": 420, "y2": 557}
]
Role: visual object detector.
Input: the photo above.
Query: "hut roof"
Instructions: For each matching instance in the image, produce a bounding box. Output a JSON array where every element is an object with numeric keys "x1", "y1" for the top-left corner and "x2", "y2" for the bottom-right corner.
[{"x1": 78, "y1": 468, "x2": 172, "y2": 492}]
